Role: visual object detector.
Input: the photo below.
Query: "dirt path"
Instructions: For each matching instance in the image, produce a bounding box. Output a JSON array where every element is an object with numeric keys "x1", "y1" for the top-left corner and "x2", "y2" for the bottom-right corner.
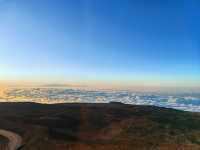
[{"x1": 0, "y1": 129, "x2": 22, "y2": 150}]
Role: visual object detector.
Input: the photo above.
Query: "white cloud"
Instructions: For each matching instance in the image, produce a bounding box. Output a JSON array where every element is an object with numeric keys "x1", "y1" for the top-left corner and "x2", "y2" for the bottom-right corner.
[{"x1": 1, "y1": 88, "x2": 200, "y2": 112}]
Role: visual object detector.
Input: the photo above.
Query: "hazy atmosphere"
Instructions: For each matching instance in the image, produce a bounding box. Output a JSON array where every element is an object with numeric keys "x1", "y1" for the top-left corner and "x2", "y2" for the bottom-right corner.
[
  {"x1": 0, "y1": 0, "x2": 199, "y2": 89},
  {"x1": 0, "y1": 1, "x2": 200, "y2": 150}
]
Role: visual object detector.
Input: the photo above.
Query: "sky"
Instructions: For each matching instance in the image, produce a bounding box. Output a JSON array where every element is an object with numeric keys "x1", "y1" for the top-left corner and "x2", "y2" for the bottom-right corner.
[{"x1": 0, "y1": 0, "x2": 199, "y2": 88}]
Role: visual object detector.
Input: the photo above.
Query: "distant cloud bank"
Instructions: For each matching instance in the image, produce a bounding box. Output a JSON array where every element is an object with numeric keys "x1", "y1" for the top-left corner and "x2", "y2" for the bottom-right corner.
[{"x1": 0, "y1": 88, "x2": 200, "y2": 112}]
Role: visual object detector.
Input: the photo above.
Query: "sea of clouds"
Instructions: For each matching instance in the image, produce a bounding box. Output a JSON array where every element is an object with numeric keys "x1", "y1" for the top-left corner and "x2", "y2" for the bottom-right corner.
[{"x1": 0, "y1": 88, "x2": 200, "y2": 112}]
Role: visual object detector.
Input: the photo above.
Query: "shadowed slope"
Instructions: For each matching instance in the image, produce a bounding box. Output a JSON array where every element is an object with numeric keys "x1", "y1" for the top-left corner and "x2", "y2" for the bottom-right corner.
[{"x1": 0, "y1": 102, "x2": 200, "y2": 150}]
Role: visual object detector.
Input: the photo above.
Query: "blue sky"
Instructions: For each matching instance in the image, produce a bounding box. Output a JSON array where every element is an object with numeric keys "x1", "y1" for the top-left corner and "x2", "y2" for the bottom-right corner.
[{"x1": 0, "y1": 0, "x2": 199, "y2": 87}]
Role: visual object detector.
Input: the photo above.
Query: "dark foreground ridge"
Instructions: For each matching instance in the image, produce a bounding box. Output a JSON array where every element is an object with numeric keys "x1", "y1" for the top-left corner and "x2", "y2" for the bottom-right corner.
[{"x1": 0, "y1": 102, "x2": 200, "y2": 150}]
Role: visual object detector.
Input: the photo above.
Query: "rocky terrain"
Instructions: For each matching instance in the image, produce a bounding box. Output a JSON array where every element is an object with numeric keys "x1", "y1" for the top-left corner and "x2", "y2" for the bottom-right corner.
[{"x1": 0, "y1": 102, "x2": 200, "y2": 150}]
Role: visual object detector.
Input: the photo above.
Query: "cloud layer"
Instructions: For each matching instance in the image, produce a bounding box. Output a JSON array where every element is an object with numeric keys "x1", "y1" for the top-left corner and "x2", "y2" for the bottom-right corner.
[{"x1": 0, "y1": 88, "x2": 200, "y2": 112}]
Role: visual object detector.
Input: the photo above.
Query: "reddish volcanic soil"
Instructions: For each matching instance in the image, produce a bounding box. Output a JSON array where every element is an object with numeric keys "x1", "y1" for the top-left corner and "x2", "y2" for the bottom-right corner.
[{"x1": 0, "y1": 102, "x2": 200, "y2": 150}]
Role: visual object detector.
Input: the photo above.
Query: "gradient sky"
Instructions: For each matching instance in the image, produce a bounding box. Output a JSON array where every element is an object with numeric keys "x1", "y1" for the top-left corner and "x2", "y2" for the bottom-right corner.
[{"x1": 0, "y1": 0, "x2": 199, "y2": 87}]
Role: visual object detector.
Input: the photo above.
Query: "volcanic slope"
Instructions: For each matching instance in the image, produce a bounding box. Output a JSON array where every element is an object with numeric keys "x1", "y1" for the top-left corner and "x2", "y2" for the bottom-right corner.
[{"x1": 0, "y1": 102, "x2": 200, "y2": 150}]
